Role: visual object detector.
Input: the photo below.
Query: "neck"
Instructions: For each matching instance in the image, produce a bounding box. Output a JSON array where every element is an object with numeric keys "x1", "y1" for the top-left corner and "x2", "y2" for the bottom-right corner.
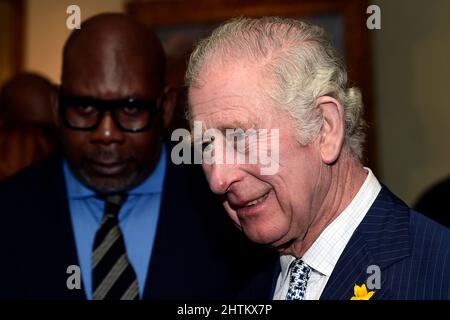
[{"x1": 287, "y1": 152, "x2": 367, "y2": 257}]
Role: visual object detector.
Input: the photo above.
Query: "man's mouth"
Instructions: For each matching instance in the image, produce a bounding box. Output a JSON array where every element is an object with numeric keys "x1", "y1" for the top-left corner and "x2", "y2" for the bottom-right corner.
[
  {"x1": 87, "y1": 160, "x2": 129, "y2": 176},
  {"x1": 230, "y1": 190, "x2": 272, "y2": 219},
  {"x1": 243, "y1": 192, "x2": 270, "y2": 207}
]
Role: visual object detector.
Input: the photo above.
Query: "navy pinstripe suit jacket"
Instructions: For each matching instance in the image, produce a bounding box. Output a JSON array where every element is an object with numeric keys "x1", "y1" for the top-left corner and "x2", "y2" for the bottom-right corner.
[{"x1": 238, "y1": 186, "x2": 450, "y2": 300}]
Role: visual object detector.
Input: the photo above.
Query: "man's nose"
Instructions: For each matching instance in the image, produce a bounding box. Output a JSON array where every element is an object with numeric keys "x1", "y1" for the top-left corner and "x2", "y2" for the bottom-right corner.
[
  {"x1": 90, "y1": 112, "x2": 126, "y2": 144},
  {"x1": 207, "y1": 163, "x2": 239, "y2": 195}
]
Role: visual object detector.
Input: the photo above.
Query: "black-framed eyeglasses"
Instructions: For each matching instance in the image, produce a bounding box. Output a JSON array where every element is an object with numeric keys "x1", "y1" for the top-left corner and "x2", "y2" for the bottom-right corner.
[{"x1": 59, "y1": 94, "x2": 161, "y2": 133}]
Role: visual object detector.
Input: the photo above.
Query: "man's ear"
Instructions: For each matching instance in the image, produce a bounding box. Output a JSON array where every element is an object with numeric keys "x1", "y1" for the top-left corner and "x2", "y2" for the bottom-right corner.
[
  {"x1": 315, "y1": 95, "x2": 345, "y2": 164},
  {"x1": 161, "y1": 85, "x2": 177, "y2": 130}
]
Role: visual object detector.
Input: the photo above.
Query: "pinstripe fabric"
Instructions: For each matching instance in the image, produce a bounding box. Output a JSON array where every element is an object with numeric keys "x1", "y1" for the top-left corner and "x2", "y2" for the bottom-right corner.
[{"x1": 319, "y1": 186, "x2": 450, "y2": 300}]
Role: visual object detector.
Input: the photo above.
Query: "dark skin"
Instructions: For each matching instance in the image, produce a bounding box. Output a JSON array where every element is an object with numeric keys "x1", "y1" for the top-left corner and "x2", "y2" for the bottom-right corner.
[{"x1": 58, "y1": 13, "x2": 175, "y2": 194}]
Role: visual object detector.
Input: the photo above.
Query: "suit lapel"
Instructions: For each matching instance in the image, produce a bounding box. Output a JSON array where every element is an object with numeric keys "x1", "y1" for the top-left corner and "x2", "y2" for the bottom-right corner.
[
  {"x1": 142, "y1": 157, "x2": 179, "y2": 298},
  {"x1": 52, "y1": 158, "x2": 86, "y2": 299},
  {"x1": 237, "y1": 255, "x2": 280, "y2": 299},
  {"x1": 320, "y1": 186, "x2": 411, "y2": 300},
  {"x1": 320, "y1": 232, "x2": 375, "y2": 299},
  {"x1": 142, "y1": 159, "x2": 214, "y2": 298},
  {"x1": 33, "y1": 157, "x2": 86, "y2": 299}
]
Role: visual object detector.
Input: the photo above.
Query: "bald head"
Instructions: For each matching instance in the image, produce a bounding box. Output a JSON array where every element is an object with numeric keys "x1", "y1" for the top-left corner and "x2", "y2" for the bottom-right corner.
[
  {"x1": 62, "y1": 13, "x2": 166, "y2": 98},
  {"x1": 0, "y1": 72, "x2": 56, "y2": 127}
]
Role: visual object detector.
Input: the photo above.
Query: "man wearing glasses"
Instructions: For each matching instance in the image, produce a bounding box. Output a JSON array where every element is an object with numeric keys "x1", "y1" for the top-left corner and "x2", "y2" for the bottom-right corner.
[{"x1": 0, "y1": 13, "x2": 266, "y2": 300}]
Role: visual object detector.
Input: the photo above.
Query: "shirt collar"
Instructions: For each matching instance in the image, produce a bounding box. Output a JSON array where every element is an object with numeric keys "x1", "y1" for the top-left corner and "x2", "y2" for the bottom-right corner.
[
  {"x1": 64, "y1": 144, "x2": 167, "y2": 199},
  {"x1": 279, "y1": 167, "x2": 381, "y2": 279}
]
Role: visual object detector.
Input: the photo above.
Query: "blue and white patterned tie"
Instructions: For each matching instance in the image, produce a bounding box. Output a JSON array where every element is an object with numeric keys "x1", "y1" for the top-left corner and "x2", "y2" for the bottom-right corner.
[{"x1": 286, "y1": 259, "x2": 312, "y2": 300}]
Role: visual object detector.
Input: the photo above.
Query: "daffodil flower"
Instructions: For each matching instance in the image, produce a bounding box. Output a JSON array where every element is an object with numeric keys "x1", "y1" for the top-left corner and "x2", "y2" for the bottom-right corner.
[{"x1": 351, "y1": 284, "x2": 375, "y2": 300}]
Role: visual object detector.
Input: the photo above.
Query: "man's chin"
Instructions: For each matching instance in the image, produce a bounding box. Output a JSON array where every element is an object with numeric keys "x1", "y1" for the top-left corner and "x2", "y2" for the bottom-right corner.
[
  {"x1": 241, "y1": 224, "x2": 287, "y2": 247},
  {"x1": 78, "y1": 171, "x2": 140, "y2": 194}
]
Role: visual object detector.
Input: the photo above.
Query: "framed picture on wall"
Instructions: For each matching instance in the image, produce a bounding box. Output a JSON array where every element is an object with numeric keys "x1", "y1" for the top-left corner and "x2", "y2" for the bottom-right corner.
[{"x1": 126, "y1": 0, "x2": 376, "y2": 169}]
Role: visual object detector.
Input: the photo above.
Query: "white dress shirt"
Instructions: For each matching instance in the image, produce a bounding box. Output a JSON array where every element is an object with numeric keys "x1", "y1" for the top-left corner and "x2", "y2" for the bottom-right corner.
[{"x1": 273, "y1": 168, "x2": 381, "y2": 300}]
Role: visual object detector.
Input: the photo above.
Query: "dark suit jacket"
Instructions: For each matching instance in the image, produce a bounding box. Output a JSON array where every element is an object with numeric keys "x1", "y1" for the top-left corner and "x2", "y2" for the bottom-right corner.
[
  {"x1": 415, "y1": 176, "x2": 450, "y2": 228},
  {"x1": 238, "y1": 186, "x2": 450, "y2": 300},
  {"x1": 0, "y1": 155, "x2": 273, "y2": 299}
]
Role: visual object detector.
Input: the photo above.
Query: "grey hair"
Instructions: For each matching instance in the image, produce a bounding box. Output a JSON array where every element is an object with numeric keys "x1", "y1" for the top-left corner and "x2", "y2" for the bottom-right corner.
[{"x1": 186, "y1": 16, "x2": 366, "y2": 161}]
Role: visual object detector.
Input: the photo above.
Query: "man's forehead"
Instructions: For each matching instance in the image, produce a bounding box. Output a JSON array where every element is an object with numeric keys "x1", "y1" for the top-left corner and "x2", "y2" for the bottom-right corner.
[
  {"x1": 62, "y1": 61, "x2": 161, "y2": 99},
  {"x1": 190, "y1": 103, "x2": 264, "y2": 131},
  {"x1": 189, "y1": 95, "x2": 274, "y2": 134},
  {"x1": 62, "y1": 33, "x2": 164, "y2": 99},
  {"x1": 193, "y1": 57, "x2": 264, "y2": 93},
  {"x1": 63, "y1": 78, "x2": 145, "y2": 98},
  {"x1": 188, "y1": 58, "x2": 279, "y2": 128},
  {"x1": 189, "y1": 72, "x2": 266, "y2": 114}
]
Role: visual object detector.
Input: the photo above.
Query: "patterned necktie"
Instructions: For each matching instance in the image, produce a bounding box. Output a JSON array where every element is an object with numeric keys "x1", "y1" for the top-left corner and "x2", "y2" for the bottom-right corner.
[
  {"x1": 286, "y1": 259, "x2": 312, "y2": 300},
  {"x1": 92, "y1": 194, "x2": 140, "y2": 300}
]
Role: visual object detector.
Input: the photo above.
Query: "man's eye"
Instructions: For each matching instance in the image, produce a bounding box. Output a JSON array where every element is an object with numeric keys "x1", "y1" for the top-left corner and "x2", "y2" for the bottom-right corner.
[
  {"x1": 202, "y1": 142, "x2": 213, "y2": 152},
  {"x1": 77, "y1": 105, "x2": 95, "y2": 115},
  {"x1": 227, "y1": 131, "x2": 249, "y2": 145},
  {"x1": 122, "y1": 106, "x2": 140, "y2": 115},
  {"x1": 228, "y1": 129, "x2": 253, "y2": 142},
  {"x1": 233, "y1": 131, "x2": 246, "y2": 140}
]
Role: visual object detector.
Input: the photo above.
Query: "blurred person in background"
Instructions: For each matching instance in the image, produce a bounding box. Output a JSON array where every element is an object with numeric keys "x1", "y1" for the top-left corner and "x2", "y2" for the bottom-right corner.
[{"x1": 0, "y1": 72, "x2": 59, "y2": 180}]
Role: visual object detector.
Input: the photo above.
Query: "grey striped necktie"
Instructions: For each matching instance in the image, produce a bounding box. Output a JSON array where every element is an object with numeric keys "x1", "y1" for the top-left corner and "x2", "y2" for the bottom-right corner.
[{"x1": 92, "y1": 194, "x2": 139, "y2": 300}]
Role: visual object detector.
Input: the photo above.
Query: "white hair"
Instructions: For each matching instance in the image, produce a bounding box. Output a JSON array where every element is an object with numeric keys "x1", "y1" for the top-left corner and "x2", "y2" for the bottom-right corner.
[{"x1": 186, "y1": 16, "x2": 366, "y2": 161}]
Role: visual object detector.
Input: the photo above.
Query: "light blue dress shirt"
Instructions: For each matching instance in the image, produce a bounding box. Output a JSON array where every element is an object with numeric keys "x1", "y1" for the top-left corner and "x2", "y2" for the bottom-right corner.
[{"x1": 64, "y1": 146, "x2": 166, "y2": 299}]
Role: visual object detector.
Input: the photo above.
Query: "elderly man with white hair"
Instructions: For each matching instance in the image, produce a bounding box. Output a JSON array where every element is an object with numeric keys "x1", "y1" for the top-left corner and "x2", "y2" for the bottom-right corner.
[{"x1": 186, "y1": 17, "x2": 450, "y2": 300}]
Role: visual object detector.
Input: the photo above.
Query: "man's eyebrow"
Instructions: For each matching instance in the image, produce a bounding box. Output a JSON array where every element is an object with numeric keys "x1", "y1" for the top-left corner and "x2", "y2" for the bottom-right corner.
[
  {"x1": 189, "y1": 119, "x2": 258, "y2": 145},
  {"x1": 216, "y1": 120, "x2": 256, "y2": 131}
]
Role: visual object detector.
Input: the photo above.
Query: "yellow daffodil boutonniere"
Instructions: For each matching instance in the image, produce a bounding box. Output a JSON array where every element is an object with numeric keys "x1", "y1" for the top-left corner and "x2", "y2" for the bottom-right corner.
[{"x1": 351, "y1": 284, "x2": 375, "y2": 300}]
